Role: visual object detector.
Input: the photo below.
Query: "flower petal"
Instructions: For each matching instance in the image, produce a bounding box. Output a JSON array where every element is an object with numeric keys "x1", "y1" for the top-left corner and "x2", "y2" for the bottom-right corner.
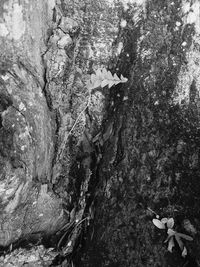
[
  {"x1": 152, "y1": 219, "x2": 165, "y2": 229},
  {"x1": 182, "y1": 246, "x2": 187, "y2": 257},
  {"x1": 167, "y1": 228, "x2": 176, "y2": 237},
  {"x1": 175, "y1": 234, "x2": 184, "y2": 251},
  {"x1": 167, "y1": 218, "x2": 174, "y2": 229},
  {"x1": 161, "y1": 218, "x2": 168, "y2": 224},
  {"x1": 168, "y1": 237, "x2": 175, "y2": 253},
  {"x1": 176, "y1": 232, "x2": 193, "y2": 241}
]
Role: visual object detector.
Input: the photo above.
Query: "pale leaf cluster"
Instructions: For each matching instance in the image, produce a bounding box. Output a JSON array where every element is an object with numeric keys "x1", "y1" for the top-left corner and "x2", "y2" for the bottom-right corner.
[
  {"x1": 87, "y1": 68, "x2": 128, "y2": 91},
  {"x1": 153, "y1": 217, "x2": 193, "y2": 257}
]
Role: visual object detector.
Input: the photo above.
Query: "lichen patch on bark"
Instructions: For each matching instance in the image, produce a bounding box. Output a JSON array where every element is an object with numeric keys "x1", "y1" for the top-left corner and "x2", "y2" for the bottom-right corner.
[
  {"x1": 0, "y1": 1, "x2": 25, "y2": 40},
  {"x1": 172, "y1": 1, "x2": 200, "y2": 105}
]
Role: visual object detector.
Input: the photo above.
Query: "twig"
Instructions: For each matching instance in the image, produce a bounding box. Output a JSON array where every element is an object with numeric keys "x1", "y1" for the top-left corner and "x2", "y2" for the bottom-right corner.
[
  {"x1": 58, "y1": 94, "x2": 91, "y2": 159},
  {"x1": 147, "y1": 207, "x2": 159, "y2": 218}
]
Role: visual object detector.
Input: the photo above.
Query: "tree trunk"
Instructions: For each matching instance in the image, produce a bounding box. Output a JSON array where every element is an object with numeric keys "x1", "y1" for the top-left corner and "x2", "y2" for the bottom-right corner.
[
  {"x1": 1, "y1": 0, "x2": 200, "y2": 266},
  {"x1": 0, "y1": 0, "x2": 65, "y2": 264}
]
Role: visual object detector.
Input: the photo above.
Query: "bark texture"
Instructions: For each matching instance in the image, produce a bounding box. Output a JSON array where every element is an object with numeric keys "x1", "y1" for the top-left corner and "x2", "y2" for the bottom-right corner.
[
  {"x1": 0, "y1": 0, "x2": 122, "y2": 265},
  {"x1": 1, "y1": 0, "x2": 200, "y2": 267},
  {"x1": 0, "y1": 0, "x2": 64, "y2": 262},
  {"x1": 0, "y1": 0, "x2": 65, "y2": 246},
  {"x1": 75, "y1": 1, "x2": 200, "y2": 267}
]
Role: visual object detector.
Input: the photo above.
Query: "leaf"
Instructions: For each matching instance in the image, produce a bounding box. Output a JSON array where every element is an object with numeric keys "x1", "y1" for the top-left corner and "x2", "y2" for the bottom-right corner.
[
  {"x1": 167, "y1": 228, "x2": 176, "y2": 237},
  {"x1": 106, "y1": 71, "x2": 113, "y2": 80},
  {"x1": 152, "y1": 219, "x2": 165, "y2": 229},
  {"x1": 93, "y1": 79, "x2": 102, "y2": 89},
  {"x1": 88, "y1": 68, "x2": 128, "y2": 91},
  {"x1": 120, "y1": 74, "x2": 128, "y2": 82},
  {"x1": 182, "y1": 246, "x2": 187, "y2": 257},
  {"x1": 108, "y1": 80, "x2": 114, "y2": 88},
  {"x1": 113, "y1": 73, "x2": 120, "y2": 81},
  {"x1": 102, "y1": 68, "x2": 108, "y2": 77},
  {"x1": 161, "y1": 218, "x2": 168, "y2": 224},
  {"x1": 95, "y1": 68, "x2": 102, "y2": 78},
  {"x1": 114, "y1": 80, "x2": 121, "y2": 86},
  {"x1": 167, "y1": 218, "x2": 174, "y2": 229},
  {"x1": 120, "y1": 74, "x2": 124, "y2": 80},
  {"x1": 175, "y1": 234, "x2": 184, "y2": 251},
  {"x1": 176, "y1": 232, "x2": 193, "y2": 241},
  {"x1": 101, "y1": 79, "x2": 108, "y2": 88},
  {"x1": 164, "y1": 235, "x2": 170, "y2": 243},
  {"x1": 167, "y1": 237, "x2": 175, "y2": 253}
]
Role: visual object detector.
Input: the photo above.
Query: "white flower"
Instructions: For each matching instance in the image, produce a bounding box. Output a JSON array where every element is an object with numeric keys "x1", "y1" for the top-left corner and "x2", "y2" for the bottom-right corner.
[
  {"x1": 152, "y1": 217, "x2": 193, "y2": 257},
  {"x1": 152, "y1": 217, "x2": 174, "y2": 229}
]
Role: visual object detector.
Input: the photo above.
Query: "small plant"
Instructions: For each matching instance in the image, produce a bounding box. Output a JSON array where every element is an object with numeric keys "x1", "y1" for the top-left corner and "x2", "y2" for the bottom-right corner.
[
  {"x1": 58, "y1": 68, "x2": 128, "y2": 159},
  {"x1": 152, "y1": 217, "x2": 193, "y2": 257},
  {"x1": 87, "y1": 67, "x2": 128, "y2": 91}
]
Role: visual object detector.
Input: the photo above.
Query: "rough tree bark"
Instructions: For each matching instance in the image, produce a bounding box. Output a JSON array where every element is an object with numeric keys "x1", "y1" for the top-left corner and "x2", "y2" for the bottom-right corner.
[
  {"x1": 77, "y1": 1, "x2": 200, "y2": 267},
  {"x1": 1, "y1": 0, "x2": 200, "y2": 267},
  {"x1": 0, "y1": 0, "x2": 122, "y2": 265},
  {"x1": 0, "y1": 0, "x2": 65, "y2": 265}
]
